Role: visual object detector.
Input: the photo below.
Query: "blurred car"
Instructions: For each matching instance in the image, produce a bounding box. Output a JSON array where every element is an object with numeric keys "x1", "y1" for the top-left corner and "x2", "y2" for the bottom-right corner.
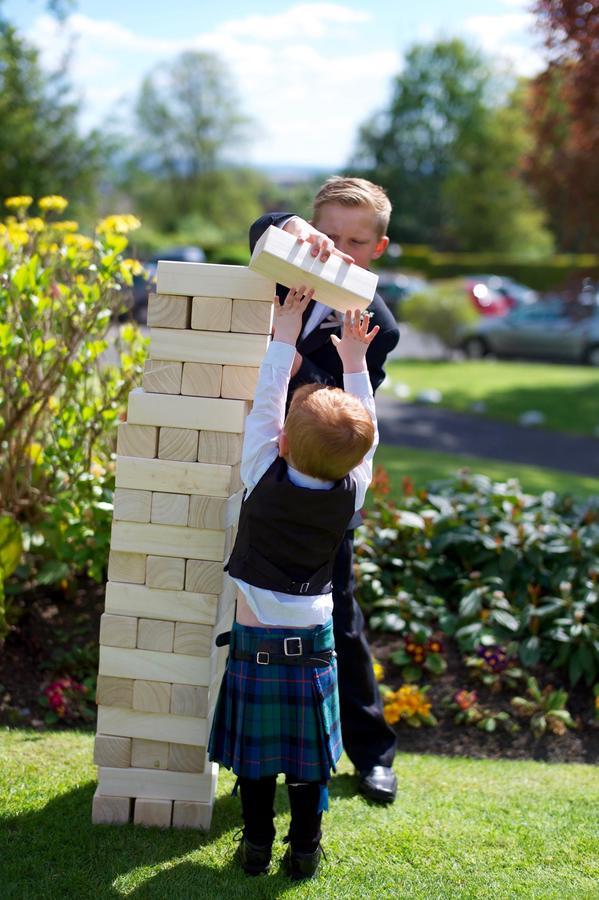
[
  {"x1": 130, "y1": 245, "x2": 206, "y2": 323},
  {"x1": 459, "y1": 298, "x2": 599, "y2": 365},
  {"x1": 466, "y1": 274, "x2": 538, "y2": 317},
  {"x1": 376, "y1": 272, "x2": 428, "y2": 318}
]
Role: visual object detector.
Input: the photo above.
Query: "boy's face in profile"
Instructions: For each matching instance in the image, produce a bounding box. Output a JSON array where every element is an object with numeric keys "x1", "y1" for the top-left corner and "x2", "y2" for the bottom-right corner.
[{"x1": 312, "y1": 201, "x2": 389, "y2": 270}]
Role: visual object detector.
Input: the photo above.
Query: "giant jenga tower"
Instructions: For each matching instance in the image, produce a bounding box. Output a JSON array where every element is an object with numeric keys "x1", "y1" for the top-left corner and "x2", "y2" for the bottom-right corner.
[{"x1": 91, "y1": 227, "x2": 377, "y2": 830}]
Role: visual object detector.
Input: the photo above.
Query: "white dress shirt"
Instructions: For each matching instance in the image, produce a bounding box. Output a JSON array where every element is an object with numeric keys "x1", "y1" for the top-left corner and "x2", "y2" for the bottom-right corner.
[{"x1": 231, "y1": 339, "x2": 379, "y2": 627}]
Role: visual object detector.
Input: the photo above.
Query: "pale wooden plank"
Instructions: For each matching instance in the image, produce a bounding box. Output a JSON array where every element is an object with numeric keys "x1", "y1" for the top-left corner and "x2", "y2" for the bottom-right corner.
[
  {"x1": 107, "y1": 551, "x2": 146, "y2": 585},
  {"x1": 116, "y1": 455, "x2": 239, "y2": 499},
  {"x1": 181, "y1": 362, "x2": 222, "y2": 398},
  {"x1": 197, "y1": 431, "x2": 244, "y2": 466},
  {"x1": 127, "y1": 387, "x2": 249, "y2": 434},
  {"x1": 98, "y1": 645, "x2": 210, "y2": 686},
  {"x1": 187, "y1": 495, "x2": 226, "y2": 530},
  {"x1": 173, "y1": 622, "x2": 212, "y2": 657},
  {"x1": 172, "y1": 800, "x2": 212, "y2": 830},
  {"x1": 145, "y1": 555, "x2": 185, "y2": 591},
  {"x1": 156, "y1": 261, "x2": 274, "y2": 301},
  {"x1": 95, "y1": 675, "x2": 134, "y2": 709},
  {"x1": 150, "y1": 492, "x2": 190, "y2": 526},
  {"x1": 185, "y1": 560, "x2": 224, "y2": 595},
  {"x1": 113, "y1": 488, "x2": 152, "y2": 523},
  {"x1": 249, "y1": 224, "x2": 378, "y2": 313},
  {"x1": 92, "y1": 789, "x2": 131, "y2": 825},
  {"x1": 104, "y1": 582, "x2": 217, "y2": 625},
  {"x1": 99, "y1": 764, "x2": 218, "y2": 803},
  {"x1": 93, "y1": 734, "x2": 131, "y2": 768},
  {"x1": 97, "y1": 705, "x2": 207, "y2": 746},
  {"x1": 150, "y1": 328, "x2": 270, "y2": 367},
  {"x1": 231, "y1": 298, "x2": 273, "y2": 334},
  {"x1": 133, "y1": 797, "x2": 172, "y2": 828},
  {"x1": 148, "y1": 292, "x2": 190, "y2": 328},
  {"x1": 170, "y1": 684, "x2": 208, "y2": 718},
  {"x1": 221, "y1": 365, "x2": 259, "y2": 401},
  {"x1": 158, "y1": 427, "x2": 199, "y2": 462},
  {"x1": 111, "y1": 520, "x2": 225, "y2": 561},
  {"x1": 191, "y1": 296, "x2": 232, "y2": 332},
  {"x1": 137, "y1": 619, "x2": 175, "y2": 653},
  {"x1": 168, "y1": 743, "x2": 206, "y2": 773},
  {"x1": 99, "y1": 613, "x2": 138, "y2": 649},
  {"x1": 116, "y1": 423, "x2": 158, "y2": 458},
  {"x1": 142, "y1": 359, "x2": 182, "y2": 395},
  {"x1": 131, "y1": 737, "x2": 169, "y2": 769}
]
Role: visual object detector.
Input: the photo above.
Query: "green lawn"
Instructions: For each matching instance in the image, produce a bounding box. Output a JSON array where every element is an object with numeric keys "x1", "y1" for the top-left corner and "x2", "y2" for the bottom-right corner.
[
  {"x1": 384, "y1": 359, "x2": 599, "y2": 436},
  {"x1": 374, "y1": 444, "x2": 599, "y2": 501},
  {"x1": 1, "y1": 729, "x2": 598, "y2": 899}
]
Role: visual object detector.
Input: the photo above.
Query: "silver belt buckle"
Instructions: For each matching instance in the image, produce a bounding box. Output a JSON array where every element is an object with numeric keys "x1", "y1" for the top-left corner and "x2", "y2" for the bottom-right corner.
[
  {"x1": 256, "y1": 651, "x2": 269, "y2": 664},
  {"x1": 284, "y1": 637, "x2": 303, "y2": 657}
]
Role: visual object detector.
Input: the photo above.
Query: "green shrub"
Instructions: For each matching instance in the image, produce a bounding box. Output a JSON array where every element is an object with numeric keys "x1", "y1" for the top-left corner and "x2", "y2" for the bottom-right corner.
[
  {"x1": 355, "y1": 469, "x2": 599, "y2": 687},
  {"x1": 206, "y1": 243, "x2": 250, "y2": 266},
  {"x1": 401, "y1": 279, "x2": 479, "y2": 348},
  {"x1": 0, "y1": 196, "x2": 148, "y2": 635}
]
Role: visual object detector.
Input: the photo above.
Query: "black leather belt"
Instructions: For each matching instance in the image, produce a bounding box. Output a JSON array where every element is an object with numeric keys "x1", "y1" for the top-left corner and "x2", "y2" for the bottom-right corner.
[{"x1": 216, "y1": 631, "x2": 335, "y2": 667}]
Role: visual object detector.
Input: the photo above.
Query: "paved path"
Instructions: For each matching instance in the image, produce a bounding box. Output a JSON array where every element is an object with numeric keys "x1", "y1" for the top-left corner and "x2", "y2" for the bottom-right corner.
[{"x1": 375, "y1": 396, "x2": 599, "y2": 478}]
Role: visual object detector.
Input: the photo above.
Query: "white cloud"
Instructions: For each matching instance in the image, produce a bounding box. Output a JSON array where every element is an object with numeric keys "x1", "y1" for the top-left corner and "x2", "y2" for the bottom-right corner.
[
  {"x1": 463, "y1": 11, "x2": 545, "y2": 77},
  {"x1": 219, "y1": 3, "x2": 369, "y2": 40}
]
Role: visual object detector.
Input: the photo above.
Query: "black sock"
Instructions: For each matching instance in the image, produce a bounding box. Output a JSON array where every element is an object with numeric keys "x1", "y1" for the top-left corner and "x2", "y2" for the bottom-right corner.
[
  {"x1": 287, "y1": 781, "x2": 323, "y2": 854},
  {"x1": 238, "y1": 775, "x2": 277, "y2": 847}
]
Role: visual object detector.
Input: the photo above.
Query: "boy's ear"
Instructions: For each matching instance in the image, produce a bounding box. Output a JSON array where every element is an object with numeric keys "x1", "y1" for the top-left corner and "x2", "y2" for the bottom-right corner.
[
  {"x1": 372, "y1": 235, "x2": 389, "y2": 260},
  {"x1": 279, "y1": 432, "x2": 289, "y2": 458}
]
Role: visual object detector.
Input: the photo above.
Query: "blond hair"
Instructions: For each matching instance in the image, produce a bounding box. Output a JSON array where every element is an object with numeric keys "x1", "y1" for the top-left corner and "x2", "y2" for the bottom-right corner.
[
  {"x1": 313, "y1": 176, "x2": 392, "y2": 237},
  {"x1": 284, "y1": 383, "x2": 374, "y2": 480}
]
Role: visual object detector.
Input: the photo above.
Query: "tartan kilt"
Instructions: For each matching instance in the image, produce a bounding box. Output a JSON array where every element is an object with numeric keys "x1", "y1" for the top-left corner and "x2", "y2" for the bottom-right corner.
[{"x1": 208, "y1": 619, "x2": 342, "y2": 782}]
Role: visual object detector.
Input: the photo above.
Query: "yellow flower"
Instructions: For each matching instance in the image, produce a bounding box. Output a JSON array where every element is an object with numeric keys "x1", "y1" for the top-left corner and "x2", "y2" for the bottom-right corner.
[
  {"x1": 5, "y1": 195, "x2": 33, "y2": 210},
  {"x1": 64, "y1": 233, "x2": 94, "y2": 251},
  {"x1": 48, "y1": 396, "x2": 59, "y2": 412},
  {"x1": 25, "y1": 217, "x2": 45, "y2": 232},
  {"x1": 96, "y1": 214, "x2": 141, "y2": 235},
  {"x1": 27, "y1": 442, "x2": 44, "y2": 464},
  {"x1": 51, "y1": 220, "x2": 79, "y2": 232},
  {"x1": 372, "y1": 661, "x2": 384, "y2": 682},
  {"x1": 595, "y1": 695, "x2": 599, "y2": 711},
  {"x1": 39, "y1": 195, "x2": 69, "y2": 213},
  {"x1": 121, "y1": 257, "x2": 144, "y2": 276}
]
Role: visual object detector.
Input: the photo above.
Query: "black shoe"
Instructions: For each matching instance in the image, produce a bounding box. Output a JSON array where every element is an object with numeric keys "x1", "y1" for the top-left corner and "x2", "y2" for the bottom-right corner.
[
  {"x1": 358, "y1": 766, "x2": 397, "y2": 804},
  {"x1": 283, "y1": 843, "x2": 323, "y2": 881},
  {"x1": 235, "y1": 835, "x2": 272, "y2": 875}
]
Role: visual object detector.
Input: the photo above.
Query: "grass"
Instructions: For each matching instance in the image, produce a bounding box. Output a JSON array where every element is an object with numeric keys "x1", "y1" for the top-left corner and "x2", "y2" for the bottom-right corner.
[
  {"x1": 384, "y1": 359, "x2": 599, "y2": 436},
  {"x1": 374, "y1": 444, "x2": 599, "y2": 501},
  {"x1": 1, "y1": 729, "x2": 598, "y2": 899}
]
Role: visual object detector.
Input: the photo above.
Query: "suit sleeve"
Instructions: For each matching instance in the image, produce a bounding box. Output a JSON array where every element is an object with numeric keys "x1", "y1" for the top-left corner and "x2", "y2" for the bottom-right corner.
[
  {"x1": 365, "y1": 293, "x2": 401, "y2": 394},
  {"x1": 249, "y1": 213, "x2": 295, "y2": 254}
]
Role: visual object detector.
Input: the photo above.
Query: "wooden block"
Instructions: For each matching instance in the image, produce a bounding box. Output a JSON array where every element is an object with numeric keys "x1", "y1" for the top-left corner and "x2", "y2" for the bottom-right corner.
[
  {"x1": 133, "y1": 797, "x2": 172, "y2": 828},
  {"x1": 111, "y1": 521, "x2": 225, "y2": 562},
  {"x1": 156, "y1": 260, "x2": 274, "y2": 301},
  {"x1": 224, "y1": 525, "x2": 237, "y2": 559},
  {"x1": 209, "y1": 642, "x2": 229, "y2": 688},
  {"x1": 99, "y1": 613, "x2": 138, "y2": 649},
  {"x1": 172, "y1": 800, "x2": 212, "y2": 830},
  {"x1": 191, "y1": 296, "x2": 232, "y2": 331},
  {"x1": 170, "y1": 684, "x2": 209, "y2": 718},
  {"x1": 150, "y1": 328, "x2": 270, "y2": 368},
  {"x1": 185, "y1": 560, "x2": 224, "y2": 595},
  {"x1": 142, "y1": 359, "x2": 182, "y2": 395},
  {"x1": 93, "y1": 734, "x2": 132, "y2": 768},
  {"x1": 137, "y1": 618, "x2": 175, "y2": 653},
  {"x1": 148, "y1": 292, "x2": 191, "y2": 329},
  {"x1": 188, "y1": 495, "x2": 226, "y2": 530},
  {"x1": 158, "y1": 427, "x2": 199, "y2": 462},
  {"x1": 116, "y1": 455, "x2": 239, "y2": 500},
  {"x1": 92, "y1": 788, "x2": 131, "y2": 825},
  {"x1": 131, "y1": 738, "x2": 169, "y2": 769},
  {"x1": 113, "y1": 488, "x2": 152, "y2": 523},
  {"x1": 173, "y1": 623, "x2": 212, "y2": 657},
  {"x1": 116, "y1": 423, "x2": 158, "y2": 458},
  {"x1": 107, "y1": 551, "x2": 146, "y2": 585},
  {"x1": 99, "y1": 646, "x2": 210, "y2": 686},
  {"x1": 95, "y1": 675, "x2": 134, "y2": 708},
  {"x1": 105, "y1": 582, "x2": 217, "y2": 625},
  {"x1": 249, "y1": 224, "x2": 378, "y2": 313},
  {"x1": 145, "y1": 555, "x2": 185, "y2": 591},
  {"x1": 127, "y1": 387, "x2": 249, "y2": 434},
  {"x1": 221, "y1": 365, "x2": 259, "y2": 401},
  {"x1": 217, "y1": 575, "x2": 238, "y2": 621},
  {"x1": 197, "y1": 430, "x2": 244, "y2": 465},
  {"x1": 97, "y1": 705, "x2": 207, "y2": 746},
  {"x1": 151, "y1": 492, "x2": 190, "y2": 526},
  {"x1": 181, "y1": 362, "x2": 222, "y2": 398},
  {"x1": 99, "y1": 764, "x2": 218, "y2": 803},
  {"x1": 168, "y1": 743, "x2": 206, "y2": 773},
  {"x1": 231, "y1": 298, "x2": 274, "y2": 334}
]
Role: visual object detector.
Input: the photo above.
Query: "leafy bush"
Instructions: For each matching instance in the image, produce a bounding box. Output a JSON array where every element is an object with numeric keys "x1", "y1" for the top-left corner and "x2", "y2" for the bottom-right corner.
[
  {"x1": 401, "y1": 279, "x2": 479, "y2": 348},
  {"x1": 0, "y1": 196, "x2": 148, "y2": 635},
  {"x1": 355, "y1": 470, "x2": 599, "y2": 687}
]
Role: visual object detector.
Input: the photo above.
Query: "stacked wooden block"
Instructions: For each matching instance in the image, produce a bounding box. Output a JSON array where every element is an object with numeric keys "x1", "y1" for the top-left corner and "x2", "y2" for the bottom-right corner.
[{"x1": 92, "y1": 262, "x2": 275, "y2": 830}]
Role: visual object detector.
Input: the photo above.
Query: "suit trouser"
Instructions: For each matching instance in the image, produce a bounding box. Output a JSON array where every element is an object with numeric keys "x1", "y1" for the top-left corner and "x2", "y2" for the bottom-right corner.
[{"x1": 331, "y1": 530, "x2": 397, "y2": 771}]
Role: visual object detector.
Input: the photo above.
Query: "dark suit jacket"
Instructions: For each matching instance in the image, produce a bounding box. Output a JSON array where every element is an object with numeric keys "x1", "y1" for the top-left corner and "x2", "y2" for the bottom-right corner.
[{"x1": 249, "y1": 212, "x2": 400, "y2": 396}]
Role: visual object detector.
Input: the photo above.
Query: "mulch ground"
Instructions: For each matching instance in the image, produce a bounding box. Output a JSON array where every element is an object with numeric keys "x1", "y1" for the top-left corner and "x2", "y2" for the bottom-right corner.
[{"x1": 1, "y1": 580, "x2": 597, "y2": 764}]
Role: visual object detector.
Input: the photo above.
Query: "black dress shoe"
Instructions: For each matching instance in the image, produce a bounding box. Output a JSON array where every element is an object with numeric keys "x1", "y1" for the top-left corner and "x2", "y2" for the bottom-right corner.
[
  {"x1": 283, "y1": 843, "x2": 323, "y2": 880},
  {"x1": 358, "y1": 766, "x2": 397, "y2": 804},
  {"x1": 235, "y1": 835, "x2": 272, "y2": 875}
]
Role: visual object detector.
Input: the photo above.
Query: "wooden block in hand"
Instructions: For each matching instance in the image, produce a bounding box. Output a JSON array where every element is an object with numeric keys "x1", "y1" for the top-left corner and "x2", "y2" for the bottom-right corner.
[
  {"x1": 133, "y1": 679, "x2": 171, "y2": 714},
  {"x1": 94, "y1": 734, "x2": 132, "y2": 768},
  {"x1": 148, "y1": 292, "x2": 191, "y2": 329},
  {"x1": 173, "y1": 622, "x2": 212, "y2": 657},
  {"x1": 137, "y1": 618, "x2": 175, "y2": 653},
  {"x1": 231, "y1": 298, "x2": 273, "y2": 334},
  {"x1": 150, "y1": 492, "x2": 190, "y2": 526},
  {"x1": 108, "y1": 551, "x2": 146, "y2": 585},
  {"x1": 249, "y1": 224, "x2": 378, "y2": 313},
  {"x1": 168, "y1": 743, "x2": 206, "y2": 773},
  {"x1": 188, "y1": 495, "x2": 226, "y2": 530},
  {"x1": 145, "y1": 555, "x2": 185, "y2": 591},
  {"x1": 191, "y1": 296, "x2": 232, "y2": 332},
  {"x1": 92, "y1": 788, "x2": 131, "y2": 825},
  {"x1": 221, "y1": 365, "x2": 259, "y2": 400},
  {"x1": 142, "y1": 359, "x2": 182, "y2": 395},
  {"x1": 150, "y1": 328, "x2": 269, "y2": 368},
  {"x1": 127, "y1": 387, "x2": 249, "y2": 434},
  {"x1": 170, "y1": 684, "x2": 208, "y2": 718},
  {"x1": 100, "y1": 613, "x2": 138, "y2": 649},
  {"x1": 158, "y1": 427, "x2": 199, "y2": 462},
  {"x1": 133, "y1": 797, "x2": 172, "y2": 828},
  {"x1": 172, "y1": 799, "x2": 212, "y2": 830},
  {"x1": 181, "y1": 362, "x2": 222, "y2": 398},
  {"x1": 117, "y1": 423, "x2": 158, "y2": 458},
  {"x1": 185, "y1": 560, "x2": 224, "y2": 595},
  {"x1": 113, "y1": 488, "x2": 152, "y2": 524},
  {"x1": 131, "y1": 737, "x2": 170, "y2": 769},
  {"x1": 156, "y1": 260, "x2": 274, "y2": 301},
  {"x1": 96, "y1": 675, "x2": 134, "y2": 708}
]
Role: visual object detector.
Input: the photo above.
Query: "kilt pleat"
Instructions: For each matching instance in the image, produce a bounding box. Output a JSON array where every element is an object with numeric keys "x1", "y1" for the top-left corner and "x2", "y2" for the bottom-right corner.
[{"x1": 208, "y1": 620, "x2": 342, "y2": 782}]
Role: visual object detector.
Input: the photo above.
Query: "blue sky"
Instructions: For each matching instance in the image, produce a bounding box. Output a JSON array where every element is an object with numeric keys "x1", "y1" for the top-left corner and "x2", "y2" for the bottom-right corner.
[{"x1": 6, "y1": 0, "x2": 545, "y2": 168}]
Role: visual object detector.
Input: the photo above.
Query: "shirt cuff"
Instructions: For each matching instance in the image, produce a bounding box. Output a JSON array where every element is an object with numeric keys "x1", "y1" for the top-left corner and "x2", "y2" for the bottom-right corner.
[
  {"x1": 265, "y1": 339, "x2": 296, "y2": 369},
  {"x1": 343, "y1": 370, "x2": 372, "y2": 399}
]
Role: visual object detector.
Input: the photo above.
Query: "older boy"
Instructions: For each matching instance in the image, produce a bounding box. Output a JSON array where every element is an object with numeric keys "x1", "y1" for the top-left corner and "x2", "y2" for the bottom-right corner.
[{"x1": 249, "y1": 177, "x2": 400, "y2": 804}]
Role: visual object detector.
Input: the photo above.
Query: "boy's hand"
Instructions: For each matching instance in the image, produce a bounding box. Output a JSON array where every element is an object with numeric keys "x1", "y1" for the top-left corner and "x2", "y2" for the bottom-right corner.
[
  {"x1": 272, "y1": 286, "x2": 314, "y2": 346},
  {"x1": 283, "y1": 216, "x2": 355, "y2": 265},
  {"x1": 331, "y1": 308, "x2": 380, "y2": 374}
]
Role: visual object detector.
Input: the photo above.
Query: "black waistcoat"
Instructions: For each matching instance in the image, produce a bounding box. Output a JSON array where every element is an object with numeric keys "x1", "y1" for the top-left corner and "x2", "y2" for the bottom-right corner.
[{"x1": 226, "y1": 456, "x2": 356, "y2": 595}]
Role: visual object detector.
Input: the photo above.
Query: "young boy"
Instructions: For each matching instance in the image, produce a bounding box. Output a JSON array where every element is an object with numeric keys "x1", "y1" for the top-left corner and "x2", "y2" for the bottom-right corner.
[
  {"x1": 248, "y1": 178, "x2": 400, "y2": 804},
  {"x1": 208, "y1": 286, "x2": 380, "y2": 880}
]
